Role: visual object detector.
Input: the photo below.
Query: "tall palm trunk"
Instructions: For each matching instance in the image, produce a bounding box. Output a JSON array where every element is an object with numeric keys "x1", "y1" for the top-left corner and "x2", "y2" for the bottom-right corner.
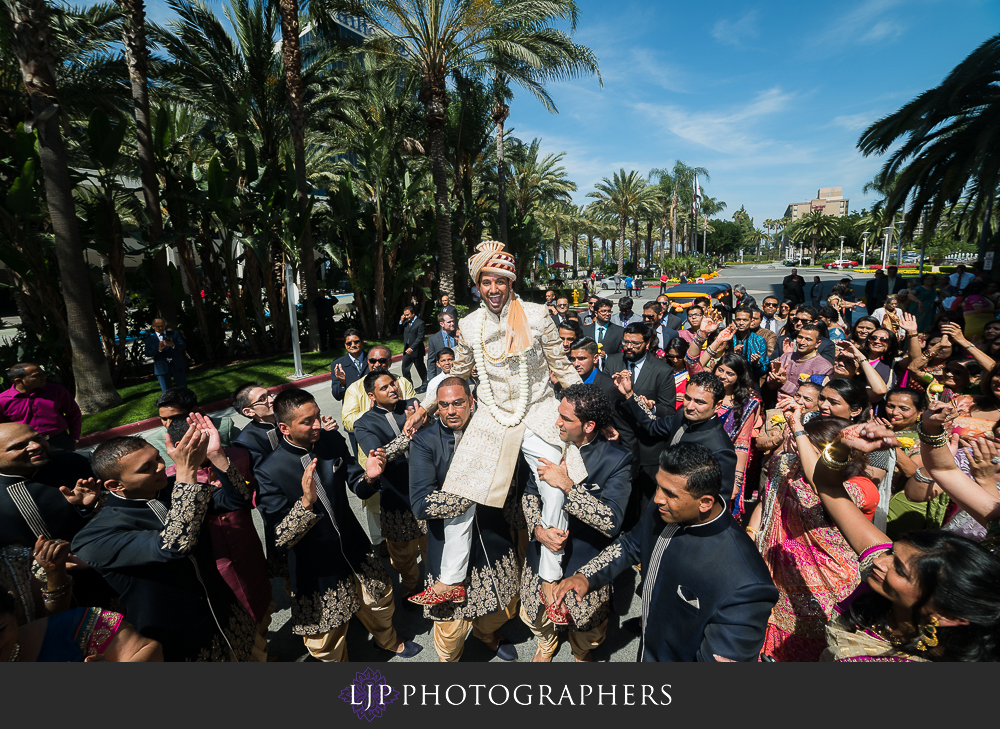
[
  {"x1": 571, "y1": 231, "x2": 578, "y2": 278},
  {"x1": 119, "y1": 0, "x2": 176, "y2": 328},
  {"x1": 632, "y1": 215, "x2": 640, "y2": 267},
  {"x1": 645, "y1": 218, "x2": 653, "y2": 267},
  {"x1": 421, "y1": 82, "x2": 456, "y2": 298},
  {"x1": 8, "y1": 0, "x2": 120, "y2": 411},
  {"x1": 670, "y1": 190, "x2": 678, "y2": 257},
  {"x1": 552, "y1": 222, "x2": 560, "y2": 266},
  {"x1": 492, "y1": 92, "x2": 509, "y2": 246},
  {"x1": 277, "y1": 0, "x2": 319, "y2": 350},
  {"x1": 586, "y1": 233, "x2": 593, "y2": 271},
  {"x1": 617, "y1": 216, "x2": 626, "y2": 275}
]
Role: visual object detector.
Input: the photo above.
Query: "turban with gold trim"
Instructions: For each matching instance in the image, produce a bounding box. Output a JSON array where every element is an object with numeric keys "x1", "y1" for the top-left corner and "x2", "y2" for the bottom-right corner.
[
  {"x1": 468, "y1": 240, "x2": 516, "y2": 282},
  {"x1": 468, "y1": 241, "x2": 531, "y2": 355}
]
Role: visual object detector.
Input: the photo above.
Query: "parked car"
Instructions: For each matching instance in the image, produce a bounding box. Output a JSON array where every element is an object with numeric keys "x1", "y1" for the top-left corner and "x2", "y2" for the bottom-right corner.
[
  {"x1": 823, "y1": 259, "x2": 859, "y2": 269},
  {"x1": 783, "y1": 257, "x2": 812, "y2": 266}
]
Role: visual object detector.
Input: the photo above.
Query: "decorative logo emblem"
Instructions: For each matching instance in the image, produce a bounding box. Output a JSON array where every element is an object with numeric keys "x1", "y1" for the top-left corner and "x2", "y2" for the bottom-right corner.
[{"x1": 339, "y1": 667, "x2": 399, "y2": 722}]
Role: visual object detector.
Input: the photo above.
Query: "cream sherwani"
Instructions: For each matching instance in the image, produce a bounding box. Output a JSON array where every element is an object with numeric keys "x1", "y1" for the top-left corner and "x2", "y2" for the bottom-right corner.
[{"x1": 421, "y1": 297, "x2": 584, "y2": 508}]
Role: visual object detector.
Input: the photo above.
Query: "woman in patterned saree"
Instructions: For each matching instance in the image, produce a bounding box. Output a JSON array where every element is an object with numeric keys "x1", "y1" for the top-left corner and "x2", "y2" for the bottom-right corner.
[
  {"x1": 0, "y1": 588, "x2": 162, "y2": 662},
  {"x1": 747, "y1": 413, "x2": 878, "y2": 661},
  {"x1": 809, "y1": 411, "x2": 1000, "y2": 662}
]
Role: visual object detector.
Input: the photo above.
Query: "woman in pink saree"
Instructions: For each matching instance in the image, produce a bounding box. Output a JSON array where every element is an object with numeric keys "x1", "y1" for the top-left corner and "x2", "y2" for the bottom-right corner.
[{"x1": 746, "y1": 412, "x2": 878, "y2": 661}]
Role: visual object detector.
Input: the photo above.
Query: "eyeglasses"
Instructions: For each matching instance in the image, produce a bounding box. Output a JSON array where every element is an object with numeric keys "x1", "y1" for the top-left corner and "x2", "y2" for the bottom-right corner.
[
  {"x1": 642, "y1": 314, "x2": 656, "y2": 321},
  {"x1": 439, "y1": 398, "x2": 468, "y2": 409},
  {"x1": 368, "y1": 357, "x2": 390, "y2": 365},
  {"x1": 794, "y1": 317, "x2": 812, "y2": 324},
  {"x1": 868, "y1": 335, "x2": 890, "y2": 343},
  {"x1": 250, "y1": 392, "x2": 275, "y2": 407},
  {"x1": 345, "y1": 339, "x2": 363, "y2": 347},
  {"x1": 621, "y1": 340, "x2": 645, "y2": 349}
]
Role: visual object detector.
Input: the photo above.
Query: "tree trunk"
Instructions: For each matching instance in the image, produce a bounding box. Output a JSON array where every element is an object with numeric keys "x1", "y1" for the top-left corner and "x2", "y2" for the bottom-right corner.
[
  {"x1": 118, "y1": 0, "x2": 176, "y2": 329},
  {"x1": 277, "y1": 0, "x2": 319, "y2": 351},
  {"x1": 492, "y1": 95, "x2": 509, "y2": 246},
  {"x1": 421, "y1": 84, "x2": 455, "y2": 298},
  {"x1": 571, "y1": 231, "x2": 578, "y2": 278},
  {"x1": 552, "y1": 223, "x2": 560, "y2": 266},
  {"x1": 670, "y1": 190, "x2": 678, "y2": 258},
  {"x1": 645, "y1": 218, "x2": 653, "y2": 268},
  {"x1": 617, "y1": 217, "x2": 626, "y2": 275},
  {"x1": 9, "y1": 0, "x2": 121, "y2": 411},
  {"x1": 587, "y1": 233, "x2": 593, "y2": 272}
]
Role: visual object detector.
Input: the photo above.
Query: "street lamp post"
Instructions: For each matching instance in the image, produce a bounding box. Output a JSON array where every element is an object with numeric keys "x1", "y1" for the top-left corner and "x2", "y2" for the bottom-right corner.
[
  {"x1": 285, "y1": 263, "x2": 305, "y2": 379},
  {"x1": 839, "y1": 235, "x2": 845, "y2": 264},
  {"x1": 861, "y1": 231, "x2": 871, "y2": 268},
  {"x1": 798, "y1": 241, "x2": 803, "y2": 266}
]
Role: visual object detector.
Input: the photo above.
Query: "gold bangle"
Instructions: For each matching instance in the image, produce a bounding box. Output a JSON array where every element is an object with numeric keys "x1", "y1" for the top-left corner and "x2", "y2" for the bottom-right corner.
[
  {"x1": 745, "y1": 527, "x2": 758, "y2": 540},
  {"x1": 821, "y1": 443, "x2": 852, "y2": 469},
  {"x1": 916, "y1": 421, "x2": 948, "y2": 448}
]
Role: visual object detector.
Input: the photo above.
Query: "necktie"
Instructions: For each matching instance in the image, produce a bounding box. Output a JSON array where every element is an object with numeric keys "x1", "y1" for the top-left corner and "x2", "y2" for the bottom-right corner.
[
  {"x1": 597, "y1": 326, "x2": 605, "y2": 344},
  {"x1": 670, "y1": 421, "x2": 689, "y2": 446},
  {"x1": 354, "y1": 357, "x2": 362, "y2": 374}
]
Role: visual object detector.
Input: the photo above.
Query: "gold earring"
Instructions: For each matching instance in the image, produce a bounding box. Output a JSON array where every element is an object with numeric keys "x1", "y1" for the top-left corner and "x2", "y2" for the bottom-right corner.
[{"x1": 915, "y1": 615, "x2": 940, "y2": 651}]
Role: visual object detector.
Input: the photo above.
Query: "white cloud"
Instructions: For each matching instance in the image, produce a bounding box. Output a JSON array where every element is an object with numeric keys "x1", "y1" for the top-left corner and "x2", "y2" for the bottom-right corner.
[
  {"x1": 808, "y1": 0, "x2": 909, "y2": 50},
  {"x1": 711, "y1": 10, "x2": 760, "y2": 49},
  {"x1": 829, "y1": 113, "x2": 875, "y2": 132},
  {"x1": 632, "y1": 87, "x2": 795, "y2": 156}
]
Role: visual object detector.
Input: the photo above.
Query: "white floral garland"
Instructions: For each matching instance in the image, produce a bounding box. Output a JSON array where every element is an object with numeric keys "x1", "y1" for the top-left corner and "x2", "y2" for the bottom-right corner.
[{"x1": 472, "y1": 314, "x2": 531, "y2": 428}]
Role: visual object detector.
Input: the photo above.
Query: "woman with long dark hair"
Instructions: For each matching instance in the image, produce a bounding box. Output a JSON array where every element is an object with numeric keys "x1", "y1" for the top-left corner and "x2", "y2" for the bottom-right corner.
[
  {"x1": 663, "y1": 336, "x2": 689, "y2": 409},
  {"x1": 747, "y1": 413, "x2": 878, "y2": 661},
  {"x1": 850, "y1": 316, "x2": 880, "y2": 348},
  {"x1": 810, "y1": 412, "x2": 1000, "y2": 661},
  {"x1": 709, "y1": 353, "x2": 762, "y2": 517}
]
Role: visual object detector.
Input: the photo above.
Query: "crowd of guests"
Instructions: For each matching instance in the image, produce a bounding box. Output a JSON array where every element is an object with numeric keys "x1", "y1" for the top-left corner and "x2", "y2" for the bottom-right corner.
[{"x1": 3, "y1": 264, "x2": 1000, "y2": 663}]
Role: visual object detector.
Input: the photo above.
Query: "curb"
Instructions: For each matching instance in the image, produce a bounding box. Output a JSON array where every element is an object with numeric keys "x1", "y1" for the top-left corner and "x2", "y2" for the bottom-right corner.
[{"x1": 78, "y1": 352, "x2": 404, "y2": 447}]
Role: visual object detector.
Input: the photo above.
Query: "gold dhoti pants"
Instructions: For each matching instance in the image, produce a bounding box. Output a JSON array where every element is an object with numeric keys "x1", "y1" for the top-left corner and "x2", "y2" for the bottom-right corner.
[
  {"x1": 301, "y1": 580, "x2": 399, "y2": 662},
  {"x1": 519, "y1": 601, "x2": 608, "y2": 660},
  {"x1": 432, "y1": 595, "x2": 519, "y2": 662}
]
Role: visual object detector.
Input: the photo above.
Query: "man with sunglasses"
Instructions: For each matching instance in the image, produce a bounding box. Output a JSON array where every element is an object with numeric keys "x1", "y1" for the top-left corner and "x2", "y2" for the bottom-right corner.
[
  {"x1": 330, "y1": 329, "x2": 368, "y2": 403},
  {"x1": 774, "y1": 305, "x2": 836, "y2": 363},
  {"x1": 232, "y1": 382, "x2": 281, "y2": 469},
  {"x1": 643, "y1": 302, "x2": 679, "y2": 351},
  {"x1": 342, "y1": 345, "x2": 417, "y2": 551},
  {"x1": 760, "y1": 297, "x2": 782, "y2": 335},
  {"x1": 655, "y1": 294, "x2": 685, "y2": 331}
]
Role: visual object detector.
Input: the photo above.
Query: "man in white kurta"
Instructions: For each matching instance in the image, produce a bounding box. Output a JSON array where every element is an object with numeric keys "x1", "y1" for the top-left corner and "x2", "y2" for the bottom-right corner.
[{"x1": 406, "y1": 241, "x2": 584, "y2": 605}]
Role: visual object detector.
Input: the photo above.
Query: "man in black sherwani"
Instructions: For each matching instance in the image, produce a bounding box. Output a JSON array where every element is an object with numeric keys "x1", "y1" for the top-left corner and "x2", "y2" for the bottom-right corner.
[
  {"x1": 409, "y1": 376, "x2": 520, "y2": 662},
  {"x1": 254, "y1": 388, "x2": 421, "y2": 662}
]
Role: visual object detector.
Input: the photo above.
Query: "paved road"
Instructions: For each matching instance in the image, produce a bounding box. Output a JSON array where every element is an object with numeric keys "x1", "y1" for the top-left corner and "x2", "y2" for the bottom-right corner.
[{"x1": 712, "y1": 264, "x2": 874, "y2": 315}]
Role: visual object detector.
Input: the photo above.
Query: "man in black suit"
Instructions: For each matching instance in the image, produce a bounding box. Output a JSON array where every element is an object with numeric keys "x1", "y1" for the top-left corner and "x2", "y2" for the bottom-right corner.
[
  {"x1": 604, "y1": 322, "x2": 676, "y2": 531},
  {"x1": 866, "y1": 270, "x2": 887, "y2": 314},
  {"x1": 426, "y1": 312, "x2": 458, "y2": 381},
  {"x1": 399, "y1": 304, "x2": 428, "y2": 393},
  {"x1": 656, "y1": 294, "x2": 684, "y2": 331},
  {"x1": 885, "y1": 265, "x2": 907, "y2": 297},
  {"x1": 330, "y1": 329, "x2": 367, "y2": 402},
  {"x1": 613, "y1": 370, "x2": 737, "y2": 515},
  {"x1": 581, "y1": 295, "x2": 599, "y2": 326},
  {"x1": 642, "y1": 302, "x2": 679, "y2": 350},
  {"x1": 781, "y1": 268, "x2": 806, "y2": 306},
  {"x1": 550, "y1": 297, "x2": 570, "y2": 329},
  {"x1": 566, "y1": 337, "x2": 632, "y2": 456},
  {"x1": 553, "y1": 442, "x2": 777, "y2": 662},
  {"x1": 438, "y1": 294, "x2": 458, "y2": 321},
  {"x1": 581, "y1": 298, "x2": 623, "y2": 365},
  {"x1": 312, "y1": 289, "x2": 339, "y2": 350}
]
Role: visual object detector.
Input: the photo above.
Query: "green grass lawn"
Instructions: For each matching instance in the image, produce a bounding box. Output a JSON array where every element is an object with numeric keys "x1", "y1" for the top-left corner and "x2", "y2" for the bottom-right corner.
[{"x1": 82, "y1": 339, "x2": 405, "y2": 435}]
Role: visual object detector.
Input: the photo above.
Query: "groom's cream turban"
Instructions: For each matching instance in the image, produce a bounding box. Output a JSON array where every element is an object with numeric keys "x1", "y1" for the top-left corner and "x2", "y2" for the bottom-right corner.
[{"x1": 468, "y1": 240, "x2": 516, "y2": 282}]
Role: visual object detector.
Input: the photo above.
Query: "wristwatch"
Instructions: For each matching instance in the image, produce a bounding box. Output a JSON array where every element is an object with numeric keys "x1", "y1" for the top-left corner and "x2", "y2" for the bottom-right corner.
[{"x1": 793, "y1": 430, "x2": 807, "y2": 438}]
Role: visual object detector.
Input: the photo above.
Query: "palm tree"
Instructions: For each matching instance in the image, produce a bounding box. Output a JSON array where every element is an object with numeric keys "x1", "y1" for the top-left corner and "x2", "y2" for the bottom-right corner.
[
  {"x1": 506, "y1": 137, "x2": 575, "y2": 279},
  {"x1": 4, "y1": 0, "x2": 121, "y2": 410},
  {"x1": 857, "y1": 33, "x2": 1000, "y2": 264},
  {"x1": 790, "y1": 209, "x2": 839, "y2": 264},
  {"x1": 275, "y1": 0, "x2": 323, "y2": 350},
  {"x1": 650, "y1": 161, "x2": 709, "y2": 257},
  {"x1": 118, "y1": 0, "x2": 178, "y2": 328},
  {"x1": 315, "y1": 0, "x2": 600, "y2": 297},
  {"x1": 588, "y1": 169, "x2": 659, "y2": 276},
  {"x1": 700, "y1": 194, "x2": 726, "y2": 256}
]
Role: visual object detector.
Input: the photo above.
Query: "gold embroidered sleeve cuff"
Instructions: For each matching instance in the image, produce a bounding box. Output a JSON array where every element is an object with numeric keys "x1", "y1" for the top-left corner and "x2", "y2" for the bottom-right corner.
[
  {"x1": 522, "y1": 493, "x2": 543, "y2": 533},
  {"x1": 160, "y1": 482, "x2": 214, "y2": 554},
  {"x1": 275, "y1": 501, "x2": 324, "y2": 550},
  {"x1": 631, "y1": 394, "x2": 656, "y2": 421},
  {"x1": 422, "y1": 491, "x2": 473, "y2": 519},
  {"x1": 223, "y1": 463, "x2": 253, "y2": 501},
  {"x1": 577, "y1": 541, "x2": 624, "y2": 581},
  {"x1": 563, "y1": 482, "x2": 619, "y2": 537},
  {"x1": 384, "y1": 433, "x2": 411, "y2": 463}
]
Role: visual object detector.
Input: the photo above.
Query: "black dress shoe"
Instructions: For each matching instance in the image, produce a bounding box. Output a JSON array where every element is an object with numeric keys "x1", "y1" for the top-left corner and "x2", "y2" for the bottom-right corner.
[
  {"x1": 622, "y1": 616, "x2": 642, "y2": 635},
  {"x1": 494, "y1": 640, "x2": 518, "y2": 662},
  {"x1": 394, "y1": 640, "x2": 423, "y2": 659}
]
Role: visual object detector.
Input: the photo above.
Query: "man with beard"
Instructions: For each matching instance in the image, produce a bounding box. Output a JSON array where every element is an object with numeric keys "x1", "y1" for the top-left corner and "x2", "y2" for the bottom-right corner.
[
  {"x1": 581, "y1": 298, "x2": 624, "y2": 364},
  {"x1": 604, "y1": 323, "x2": 675, "y2": 531}
]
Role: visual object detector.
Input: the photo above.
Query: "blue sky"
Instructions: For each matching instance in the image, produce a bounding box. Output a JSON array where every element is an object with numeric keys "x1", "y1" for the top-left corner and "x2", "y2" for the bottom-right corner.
[
  {"x1": 89, "y1": 0, "x2": 998, "y2": 227},
  {"x1": 506, "y1": 0, "x2": 999, "y2": 226}
]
